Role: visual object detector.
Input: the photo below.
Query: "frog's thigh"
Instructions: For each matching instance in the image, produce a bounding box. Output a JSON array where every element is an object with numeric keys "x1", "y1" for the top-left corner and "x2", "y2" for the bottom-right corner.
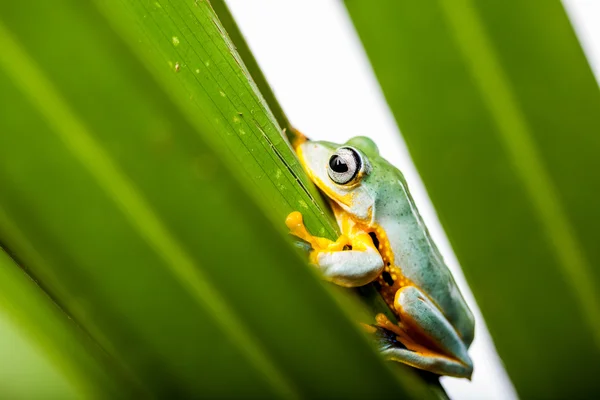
[
  {"x1": 387, "y1": 286, "x2": 473, "y2": 378},
  {"x1": 315, "y1": 247, "x2": 383, "y2": 288}
]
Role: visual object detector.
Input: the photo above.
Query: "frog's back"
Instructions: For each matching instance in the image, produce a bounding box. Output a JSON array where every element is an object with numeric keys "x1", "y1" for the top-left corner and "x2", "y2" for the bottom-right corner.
[{"x1": 371, "y1": 165, "x2": 475, "y2": 346}]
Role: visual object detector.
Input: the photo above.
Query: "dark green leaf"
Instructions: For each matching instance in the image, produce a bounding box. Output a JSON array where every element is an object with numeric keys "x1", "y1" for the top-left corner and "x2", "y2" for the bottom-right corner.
[
  {"x1": 0, "y1": 247, "x2": 136, "y2": 398},
  {"x1": 0, "y1": 0, "x2": 436, "y2": 397}
]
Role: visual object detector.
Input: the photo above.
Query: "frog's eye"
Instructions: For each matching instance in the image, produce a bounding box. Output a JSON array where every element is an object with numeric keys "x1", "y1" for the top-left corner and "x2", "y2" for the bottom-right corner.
[{"x1": 327, "y1": 147, "x2": 362, "y2": 185}]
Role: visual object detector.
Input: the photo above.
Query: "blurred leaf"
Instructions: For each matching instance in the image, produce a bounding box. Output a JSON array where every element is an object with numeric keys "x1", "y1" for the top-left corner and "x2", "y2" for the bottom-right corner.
[
  {"x1": 0, "y1": 0, "x2": 438, "y2": 397},
  {"x1": 345, "y1": 0, "x2": 600, "y2": 397},
  {"x1": 0, "y1": 248, "x2": 134, "y2": 398}
]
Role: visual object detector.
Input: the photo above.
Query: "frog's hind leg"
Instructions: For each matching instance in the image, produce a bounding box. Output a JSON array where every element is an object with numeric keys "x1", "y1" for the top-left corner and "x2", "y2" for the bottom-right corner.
[
  {"x1": 381, "y1": 338, "x2": 473, "y2": 378},
  {"x1": 382, "y1": 286, "x2": 473, "y2": 379}
]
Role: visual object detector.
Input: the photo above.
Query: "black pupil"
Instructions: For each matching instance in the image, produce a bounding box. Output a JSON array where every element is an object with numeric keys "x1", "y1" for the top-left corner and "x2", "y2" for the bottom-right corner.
[{"x1": 329, "y1": 155, "x2": 348, "y2": 173}]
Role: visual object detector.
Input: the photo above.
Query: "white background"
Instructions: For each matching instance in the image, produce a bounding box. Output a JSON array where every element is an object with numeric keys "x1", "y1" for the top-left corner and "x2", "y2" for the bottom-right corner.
[{"x1": 225, "y1": 1, "x2": 600, "y2": 398}]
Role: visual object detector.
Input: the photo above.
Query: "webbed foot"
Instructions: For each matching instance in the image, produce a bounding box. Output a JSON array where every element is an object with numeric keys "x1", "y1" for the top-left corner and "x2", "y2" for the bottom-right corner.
[{"x1": 378, "y1": 286, "x2": 473, "y2": 379}]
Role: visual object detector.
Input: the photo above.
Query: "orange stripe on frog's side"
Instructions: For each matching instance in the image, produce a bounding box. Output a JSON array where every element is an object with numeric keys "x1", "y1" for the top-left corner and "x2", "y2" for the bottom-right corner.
[
  {"x1": 369, "y1": 225, "x2": 412, "y2": 311},
  {"x1": 330, "y1": 202, "x2": 412, "y2": 318}
]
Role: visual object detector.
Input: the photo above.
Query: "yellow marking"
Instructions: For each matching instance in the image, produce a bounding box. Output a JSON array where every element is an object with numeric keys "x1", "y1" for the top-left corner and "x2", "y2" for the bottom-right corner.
[
  {"x1": 329, "y1": 204, "x2": 413, "y2": 317},
  {"x1": 376, "y1": 313, "x2": 443, "y2": 358},
  {"x1": 286, "y1": 211, "x2": 349, "y2": 264},
  {"x1": 289, "y1": 126, "x2": 308, "y2": 150},
  {"x1": 360, "y1": 323, "x2": 377, "y2": 334},
  {"x1": 376, "y1": 313, "x2": 404, "y2": 338},
  {"x1": 296, "y1": 145, "x2": 353, "y2": 208}
]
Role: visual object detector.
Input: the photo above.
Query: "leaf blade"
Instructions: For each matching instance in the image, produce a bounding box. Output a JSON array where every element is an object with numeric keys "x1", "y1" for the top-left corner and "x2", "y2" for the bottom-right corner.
[
  {"x1": 0, "y1": 0, "x2": 435, "y2": 397},
  {"x1": 0, "y1": 245, "x2": 136, "y2": 398},
  {"x1": 344, "y1": 0, "x2": 600, "y2": 397},
  {"x1": 0, "y1": 22, "x2": 296, "y2": 396}
]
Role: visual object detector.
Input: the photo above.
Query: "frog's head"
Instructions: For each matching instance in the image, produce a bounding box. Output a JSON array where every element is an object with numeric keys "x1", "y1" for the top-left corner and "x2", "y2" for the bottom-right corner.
[{"x1": 297, "y1": 136, "x2": 382, "y2": 222}]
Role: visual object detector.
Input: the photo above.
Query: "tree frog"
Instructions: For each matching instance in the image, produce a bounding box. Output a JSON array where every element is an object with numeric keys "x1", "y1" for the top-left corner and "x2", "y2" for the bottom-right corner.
[{"x1": 286, "y1": 136, "x2": 475, "y2": 378}]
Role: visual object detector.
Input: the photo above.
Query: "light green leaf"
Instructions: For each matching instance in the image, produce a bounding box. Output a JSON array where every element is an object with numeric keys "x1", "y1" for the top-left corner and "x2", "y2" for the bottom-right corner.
[
  {"x1": 345, "y1": 0, "x2": 600, "y2": 397},
  {"x1": 0, "y1": 248, "x2": 136, "y2": 398}
]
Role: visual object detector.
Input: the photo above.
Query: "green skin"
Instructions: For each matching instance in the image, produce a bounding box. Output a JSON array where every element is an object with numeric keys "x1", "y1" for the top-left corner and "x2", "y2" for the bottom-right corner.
[{"x1": 296, "y1": 136, "x2": 475, "y2": 378}]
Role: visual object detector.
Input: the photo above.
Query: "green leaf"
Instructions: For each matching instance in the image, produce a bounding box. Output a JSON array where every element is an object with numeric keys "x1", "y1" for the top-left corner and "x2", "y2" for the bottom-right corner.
[
  {"x1": 208, "y1": 0, "x2": 293, "y2": 137},
  {"x1": 111, "y1": 0, "x2": 335, "y2": 240},
  {"x1": 345, "y1": 0, "x2": 600, "y2": 397},
  {"x1": 0, "y1": 0, "x2": 437, "y2": 397},
  {"x1": 0, "y1": 247, "x2": 135, "y2": 398}
]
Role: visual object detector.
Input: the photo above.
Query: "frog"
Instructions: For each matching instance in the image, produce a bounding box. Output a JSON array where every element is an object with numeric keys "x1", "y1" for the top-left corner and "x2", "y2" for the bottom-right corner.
[{"x1": 286, "y1": 136, "x2": 475, "y2": 378}]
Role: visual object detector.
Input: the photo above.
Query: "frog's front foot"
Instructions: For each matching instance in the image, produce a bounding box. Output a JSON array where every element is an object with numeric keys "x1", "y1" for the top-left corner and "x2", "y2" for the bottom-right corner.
[
  {"x1": 286, "y1": 211, "x2": 349, "y2": 260},
  {"x1": 286, "y1": 211, "x2": 384, "y2": 287}
]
